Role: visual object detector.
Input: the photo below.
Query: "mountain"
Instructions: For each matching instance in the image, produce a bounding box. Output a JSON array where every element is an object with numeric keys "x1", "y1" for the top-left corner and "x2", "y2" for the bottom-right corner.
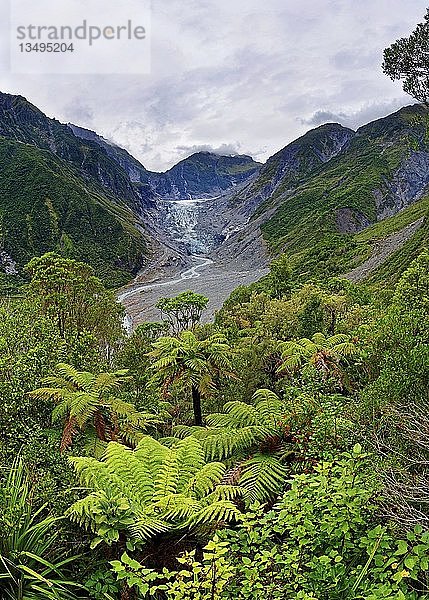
[
  {"x1": 223, "y1": 104, "x2": 429, "y2": 283},
  {"x1": 149, "y1": 152, "x2": 261, "y2": 199},
  {"x1": 238, "y1": 122, "x2": 355, "y2": 208},
  {"x1": 0, "y1": 93, "x2": 261, "y2": 286},
  {"x1": 69, "y1": 125, "x2": 261, "y2": 200},
  {"x1": 0, "y1": 94, "x2": 150, "y2": 213},
  {"x1": 0, "y1": 91, "x2": 428, "y2": 291},
  {"x1": 0, "y1": 93, "x2": 154, "y2": 286}
]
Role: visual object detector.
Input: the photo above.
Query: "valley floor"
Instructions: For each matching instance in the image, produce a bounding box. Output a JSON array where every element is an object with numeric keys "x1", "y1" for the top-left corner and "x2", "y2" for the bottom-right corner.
[{"x1": 118, "y1": 255, "x2": 268, "y2": 328}]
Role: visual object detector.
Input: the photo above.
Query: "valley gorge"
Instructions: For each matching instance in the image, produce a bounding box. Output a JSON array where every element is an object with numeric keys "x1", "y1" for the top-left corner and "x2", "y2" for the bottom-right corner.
[{"x1": 0, "y1": 92, "x2": 428, "y2": 323}]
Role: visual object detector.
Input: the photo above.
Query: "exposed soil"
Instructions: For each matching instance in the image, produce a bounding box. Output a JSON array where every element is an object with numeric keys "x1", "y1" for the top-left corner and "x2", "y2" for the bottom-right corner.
[{"x1": 119, "y1": 256, "x2": 268, "y2": 328}]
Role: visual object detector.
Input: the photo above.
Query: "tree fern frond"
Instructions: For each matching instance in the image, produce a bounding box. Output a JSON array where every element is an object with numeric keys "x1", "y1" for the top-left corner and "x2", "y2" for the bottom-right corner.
[
  {"x1": 131, "y1": 517, "x2": 170, "y2": 542},
  {"x1": 153, "y1": 449, "x2": 179, "y2": 502},
  {"x1": 240, "y1": 455, "x2": 289, "y2": 504},
  {"x1": 51, "y1": 399, "x2": 72, "y2": 423},
  {"x1": 333, "y1": 342, "x2": 358, "y2": 357},
  {"x1": 54, "y1": 363, "x2": 95, "y2": 389},
  {"x1": 311, "y1": 333, "x2": 327, "y2": 347},
  {"x1": 205, "y1": 413, "x2": 233, "y2": 428},
  {"x1": 153, "y1": 494, "x2": 201, "y2": 521},
  {"x1": 173, "y1": 424, "x2": 205, "y2": 439},
  {"x1": 222, "y1": 401, "x2": 259, "y2": 426},
  {"x1": 325, "y1": 333, "x2": 350, "y2": 346},
  {"x1": 204, "y1": 484, "x2": 244, "y2": 502},
  {"x1": 186, "y1": 462, "x2": 226, "y2": 499},
  {"x1": 187, "y1": 500, "x2": 240, "y2": 527},
  {"x1": 174, "y1": 437, "x2": 206, "y2": 492},
  {"x1": 28, "y1": 387, "x2": 70, "y2": 402}
]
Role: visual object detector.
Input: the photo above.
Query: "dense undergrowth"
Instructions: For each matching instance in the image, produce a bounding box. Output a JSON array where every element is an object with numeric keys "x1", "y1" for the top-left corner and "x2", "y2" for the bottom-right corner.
[{"x1": 0, "y1": 248, "x2": 428, "y2": 599}]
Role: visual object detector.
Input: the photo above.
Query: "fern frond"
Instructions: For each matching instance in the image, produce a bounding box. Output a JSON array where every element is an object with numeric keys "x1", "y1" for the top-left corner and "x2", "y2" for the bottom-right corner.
[
  {"x1": 326, "y1": 334, "x2": 350, "y2": 346},
  {"x1": 205, "y1": 484, "x2": 244, "y2": 502},
  {"x1": 240, "y1": 455, "x2": 289, "y2": 503},
  {"x1": 153, "y1": 449, "x2": 179, "y2": 502},
  {"x1": 187, "y1": 500, "x2": 240, "y2": 527},
  {"x1": 131, "y1": 517, "x2": 170, "y2": 541},
  {"x1": 175, "y1": 437, "x2": 206, "y2": 492},
  {"x1": 186, "y1": 462, "x2": 226, "y2": 499},
  {"x1": 222, "y1": 401, "x2": 259, "y2": 426},
  {"x1": 333, "y1": 342, "x2": 358, "y2": 357},
  {"x1": 173, "y1": 424, "x2": 206, "y2": 439},
  {"x1": 154, "y1": 494, "x2": 201, "y2": 521},
  {"x1": 55, "y1": 363, "x2": 95, "y2": 389},
  {"x1": 28, "y1": 387, "x2": 70, "y2": 402}
]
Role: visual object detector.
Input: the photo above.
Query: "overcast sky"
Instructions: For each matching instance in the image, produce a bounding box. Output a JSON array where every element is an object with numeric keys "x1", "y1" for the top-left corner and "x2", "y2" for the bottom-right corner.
[{"x1": 0, "y1": 0, "x2": 427, "y2": 171}]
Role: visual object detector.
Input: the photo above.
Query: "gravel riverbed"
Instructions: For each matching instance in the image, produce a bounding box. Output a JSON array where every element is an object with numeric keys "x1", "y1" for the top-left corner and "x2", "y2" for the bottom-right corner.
[{"x1": 118, "y1": 256, "x2": 268, "y2": 329}]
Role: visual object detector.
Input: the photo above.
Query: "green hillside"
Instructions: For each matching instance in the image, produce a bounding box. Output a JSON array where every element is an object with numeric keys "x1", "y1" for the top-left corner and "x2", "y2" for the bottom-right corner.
[
  {"x1": 0, "y1": 137, "x2": 147, "y2": 287},
  {"x1": 254, "y1": 105, "x2": 429, "y2": 283}
]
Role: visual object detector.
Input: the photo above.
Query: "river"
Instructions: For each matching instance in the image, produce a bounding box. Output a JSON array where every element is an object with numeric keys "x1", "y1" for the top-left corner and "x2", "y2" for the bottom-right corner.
[
  {"x1": 118, "y1": 255, "x2": 268, "y2": 331},
  {"x1": 118, "y1": 196, "x2": 268, "y2": 330}
]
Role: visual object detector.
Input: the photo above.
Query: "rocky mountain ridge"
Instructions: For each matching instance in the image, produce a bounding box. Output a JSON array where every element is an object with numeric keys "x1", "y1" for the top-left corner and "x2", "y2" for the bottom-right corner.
[
  {"x1": 69, "y1": 123, "x2": 261, "y2": 200},
  {"x1": 0, "y1": 92, "x2": 428, "y2": 288}
]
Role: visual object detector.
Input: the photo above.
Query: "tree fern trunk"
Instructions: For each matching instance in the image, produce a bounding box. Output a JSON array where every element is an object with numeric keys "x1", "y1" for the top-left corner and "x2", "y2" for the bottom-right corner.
[{"x1": 192, "y1": 385, "x2": 202, "y2": 426}]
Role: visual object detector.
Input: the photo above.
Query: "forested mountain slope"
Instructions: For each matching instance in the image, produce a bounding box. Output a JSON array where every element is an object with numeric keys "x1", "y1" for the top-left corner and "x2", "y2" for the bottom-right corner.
[{"x1": 226, "y1": 104, "x2": 429, "y2": 283}]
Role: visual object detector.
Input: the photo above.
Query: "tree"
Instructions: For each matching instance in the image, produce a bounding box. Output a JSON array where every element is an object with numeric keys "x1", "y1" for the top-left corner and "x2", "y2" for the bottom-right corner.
[
  {"x1": 383, "y1": 9, "x2": 429, "y2": 105},
  {"x1": 268, "y1": 253, "x2": 292, "y2": 299},
  {"x1": 156, "y1": 291, "x2": 209, "y2": 334},
  {"x1": 0, "y1": 458, "x2": 81, "y2": 599},
  {"x1": 25, "y1": 253, "x2": 124, "y2": 358},
  {"x1": 67, "y1": 437, "x2": 242, "y2": 548},
  {"x1": 278, "y1": 332, "x2": 359, "y2": 389},
  {"x1": 29, "y1": 363, "x2": 159, "y2": 454},
  {"x1": 147, "y1": 331, "x2": 236, "y2": 426}
]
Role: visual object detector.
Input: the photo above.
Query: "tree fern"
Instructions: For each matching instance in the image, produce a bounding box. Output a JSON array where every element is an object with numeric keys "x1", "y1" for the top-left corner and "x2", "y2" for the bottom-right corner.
[
  {"x1": 67, "y1": 437, "x2": 242, "y2": 548},
  {"x1": 168, "y1": 389, "x2": 292, "y2": 503},
  {"x1": 29, "y1": 363, "x2": 160, "y2": 453},
  {"x1": 278, "y1": 332, "x2": 359, "y2": 388},
  {"x1": 147, "y1": 331, "x2": 237, "y2": 426}
]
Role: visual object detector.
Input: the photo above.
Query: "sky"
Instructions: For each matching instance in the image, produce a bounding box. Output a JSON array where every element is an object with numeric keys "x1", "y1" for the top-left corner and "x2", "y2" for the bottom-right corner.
[{"x1": 0, "y1": 0, "x2": 427, "y2": 172}]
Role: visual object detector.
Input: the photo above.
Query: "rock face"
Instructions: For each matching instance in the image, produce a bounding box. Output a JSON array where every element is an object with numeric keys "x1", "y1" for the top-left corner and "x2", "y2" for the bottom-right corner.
[
  {"x1": 335, "y1": 208, "x2": 371, "y2": 234},
  {"x1": 148, "y1": 152, "x2": 261, "y2": 199},
  {"x1": 374, "y1": 151, "x2": 429, "y2": 220}
]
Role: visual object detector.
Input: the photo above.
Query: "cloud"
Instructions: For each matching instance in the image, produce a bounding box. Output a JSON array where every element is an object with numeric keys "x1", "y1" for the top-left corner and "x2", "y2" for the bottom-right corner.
[
  {"x1": 175, "y1": 143, "x2": 244, "y2": 158},
  {"x1": 300, "y1": 98, "x2": 411, "y2": 130},
  {"x1": 0, "y1": 0, "x2": 426, "y2": 170}
]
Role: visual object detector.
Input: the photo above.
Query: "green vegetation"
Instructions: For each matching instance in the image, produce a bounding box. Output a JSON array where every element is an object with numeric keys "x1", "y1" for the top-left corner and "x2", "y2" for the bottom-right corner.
[
  {"x1": 155, "y1": 291, "x2": 209, "y2": 334},
  {"x1": 2, "y1": 18, "x2": 429, "y2": 599},
  {"x1": 0, "y1": 138, "x2": 147, "y2": 287},
  {"x1": 229, "y1": 81, "x2": 429, "y2": 286},
  {"x1": 1, "y1": 247, "x2": 429, "y2": 599}
]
